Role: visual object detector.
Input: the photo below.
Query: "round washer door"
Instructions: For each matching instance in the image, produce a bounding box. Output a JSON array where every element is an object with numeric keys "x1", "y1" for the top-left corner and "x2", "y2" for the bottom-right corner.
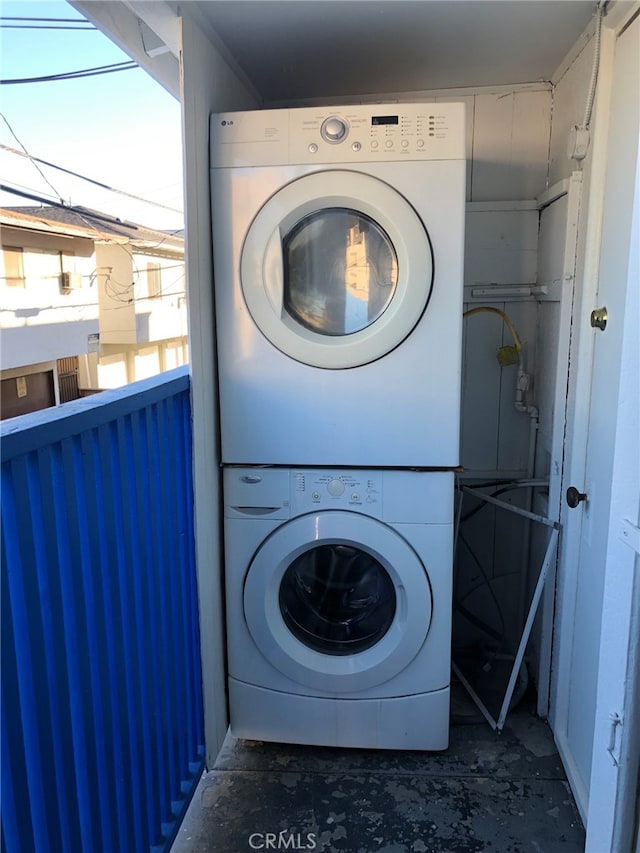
[
  {"x1": 243, "y1": 511, "x2": 433, "y2": 692},
  {"x1": 240, "y1": 171, "x2": 434, "y2": 369}
]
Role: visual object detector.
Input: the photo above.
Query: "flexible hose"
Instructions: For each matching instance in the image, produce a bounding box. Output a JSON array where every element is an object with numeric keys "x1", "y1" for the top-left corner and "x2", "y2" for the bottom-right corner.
[
  {"x1": 463, "y1": 305, "x2": 538, "y2": 417},
  {"x1": 462, "y1": 305, "x2": 523, "y2": 351}
]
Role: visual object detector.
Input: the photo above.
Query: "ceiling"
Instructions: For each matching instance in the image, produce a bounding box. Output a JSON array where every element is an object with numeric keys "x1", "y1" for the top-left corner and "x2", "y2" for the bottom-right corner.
[{"x1": 191, "y1": 1, "x2": 596, "y2": 104}]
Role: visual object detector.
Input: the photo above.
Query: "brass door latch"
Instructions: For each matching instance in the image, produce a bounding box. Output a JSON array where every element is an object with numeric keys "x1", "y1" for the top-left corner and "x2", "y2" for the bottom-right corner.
[{"x1": 591, "y1": 306, "x2": 608, "y2": 331}]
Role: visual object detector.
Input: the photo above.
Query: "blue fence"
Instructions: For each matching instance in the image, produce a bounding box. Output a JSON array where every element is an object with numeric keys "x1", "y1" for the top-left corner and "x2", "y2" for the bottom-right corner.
[{"x1": 1, "y1": 367, "x2": 204, "y2": 852}]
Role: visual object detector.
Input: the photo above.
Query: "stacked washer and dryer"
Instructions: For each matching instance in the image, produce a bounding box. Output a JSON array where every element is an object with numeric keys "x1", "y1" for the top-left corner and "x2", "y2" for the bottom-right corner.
[{"x1": 210, "y1": 103, "x2": 466, "y2": 750}]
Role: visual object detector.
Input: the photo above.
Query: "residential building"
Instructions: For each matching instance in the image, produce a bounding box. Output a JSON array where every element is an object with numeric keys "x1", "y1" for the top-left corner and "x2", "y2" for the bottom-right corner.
[{"x1": 0, "y1": 205, "x2": 187, "y2": 419}]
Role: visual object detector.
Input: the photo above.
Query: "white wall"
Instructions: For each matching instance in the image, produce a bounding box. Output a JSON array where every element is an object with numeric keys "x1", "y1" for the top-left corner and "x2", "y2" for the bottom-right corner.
[
  {"x1": 78, "y1": 338, "x2": 188, "y2": 391},
  {"x1": 96, "y1": 244, "x2": 185, "y2": 344},
  {"x1": 461, "y1": 203, "x2": 539, "y2": 479},
  {"x1": 1, "y1": 244, "x2": 98, "y2": 370},
  {"x1": 131, "y1": 250, "x2": 187, "y2": 342},
  {"x1": 550, "y1": 31, "x2": 596, "y2": 186},
  {"x1": 179, "y1": 8, "x2": 259, "y2": 765},
  {"x1": 96, "y1": 243, "x2": 137, "y2": 345}
]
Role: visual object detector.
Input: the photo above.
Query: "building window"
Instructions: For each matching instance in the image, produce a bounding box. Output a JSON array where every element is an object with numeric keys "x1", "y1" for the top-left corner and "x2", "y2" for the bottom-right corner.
[
  {"x1": 2, "y1": 247, "x2": 25, "y2": 287},
  {"x1": 146, "y1": 263, "x2": 162, "y2": 298}
]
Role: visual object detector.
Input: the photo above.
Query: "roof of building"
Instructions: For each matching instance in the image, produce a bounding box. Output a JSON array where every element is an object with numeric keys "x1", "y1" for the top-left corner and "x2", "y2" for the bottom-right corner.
[{"x1": 1, "y1": 205, "x2": 184, "y2": 253}]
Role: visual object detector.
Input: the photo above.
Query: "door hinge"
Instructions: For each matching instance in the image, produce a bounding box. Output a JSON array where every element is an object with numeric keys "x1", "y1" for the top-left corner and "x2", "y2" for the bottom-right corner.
[{"x1": 607, "y1": 711, "x2": 623, "y2": 766}]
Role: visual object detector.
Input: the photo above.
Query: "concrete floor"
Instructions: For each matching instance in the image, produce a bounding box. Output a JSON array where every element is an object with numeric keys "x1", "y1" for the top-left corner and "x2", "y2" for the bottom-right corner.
[{"x1": 171, "y1": 686, "x2": 584, "y2": 853}]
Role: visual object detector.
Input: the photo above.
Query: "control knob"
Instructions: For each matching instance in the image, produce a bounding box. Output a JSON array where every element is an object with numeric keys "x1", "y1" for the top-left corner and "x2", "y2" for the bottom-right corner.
[
  {"x1": 321, "y1": 116, "x2": 348, "y2": 143},
  {"x1": 327, "y1": 479, "x2": 345, "y2": 497}
]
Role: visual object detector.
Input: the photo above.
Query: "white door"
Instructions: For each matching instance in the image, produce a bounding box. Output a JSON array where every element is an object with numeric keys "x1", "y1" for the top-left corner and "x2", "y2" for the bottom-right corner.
[
  {"x1": 243, "y1": 511, "x2": 433, "y2": 691},
  {"x1": 241, "y1": 170, "x2": 434, "y2": 368},
  {"x1": 585, "y1": 13, "x2": 640, "y2": 850},
  {"x1": 552, "y1": 9, "x2": 640, "y2": 835}
]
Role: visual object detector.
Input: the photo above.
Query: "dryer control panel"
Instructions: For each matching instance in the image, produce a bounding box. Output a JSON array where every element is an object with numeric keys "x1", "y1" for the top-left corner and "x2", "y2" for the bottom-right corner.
[{"x1": 211, "y1": 102, "x2": 466, "y2": 167}]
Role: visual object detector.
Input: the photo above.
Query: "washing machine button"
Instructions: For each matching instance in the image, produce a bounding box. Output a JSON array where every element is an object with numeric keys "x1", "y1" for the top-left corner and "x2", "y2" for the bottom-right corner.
[{"x1": 327, "y1": 478, "x2": 345, "y2": 497}]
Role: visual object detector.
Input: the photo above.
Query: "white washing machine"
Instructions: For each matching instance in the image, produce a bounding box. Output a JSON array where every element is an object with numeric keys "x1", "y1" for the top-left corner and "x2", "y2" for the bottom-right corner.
[
  {"x1": 223, "y1": 466, "x2": 454, "y2": 750},
  {"x1": 211, "y1": 103, "x2": 466, "y2": 467}
]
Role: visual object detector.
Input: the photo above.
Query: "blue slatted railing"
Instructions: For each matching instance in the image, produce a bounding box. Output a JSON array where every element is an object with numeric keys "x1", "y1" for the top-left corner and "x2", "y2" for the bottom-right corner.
[{"x1": 1, "y1": 367, "x2": 204, "y2": 853}]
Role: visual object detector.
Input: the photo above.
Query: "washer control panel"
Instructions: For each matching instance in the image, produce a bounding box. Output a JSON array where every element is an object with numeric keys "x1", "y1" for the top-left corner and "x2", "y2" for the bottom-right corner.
[
  {"x1": 292, "y1": 470, "x2": 382, "y2": 516},
  {"x1": 224, "y1": 467, "x2": 455, "y2": 525},
  {"x1": 211, "y1": 102, "x2": 465, "y2": 167}
]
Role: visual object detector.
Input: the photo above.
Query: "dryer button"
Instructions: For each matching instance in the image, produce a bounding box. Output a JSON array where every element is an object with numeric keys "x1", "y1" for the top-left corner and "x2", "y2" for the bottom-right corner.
[
  {"x1": 327, "y1": 479, "x2": 345, "y2": 497},
  {"x1": 321, "y1": 116, "x2": 348, "y2": 143}
]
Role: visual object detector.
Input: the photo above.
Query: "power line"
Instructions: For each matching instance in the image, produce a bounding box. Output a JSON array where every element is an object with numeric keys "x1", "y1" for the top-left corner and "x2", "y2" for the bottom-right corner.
[
  {"x1": 0, "y1": 17, "x2": 93, "y2": 23},
  {"x1": 0, "y1": 183, "x2": 139, "y2": 228},
  {"x1": 1, "y1": 113, "x2": 63, "y2": 202},
  {"x1": 0, "y1": 24, "x2": 97, "y2": 30},
  {"x1": 1, "y1": 62, "x2": 138, "y2": 85},
  {"x1": 0, "y1": 14, "x2": 95, "y2": 32},
  {"x1": 0, "y1": 15, "x2": 95, "y2": 31},
  {"x1": 1, "y1": 145, "x2": 183, "y2": 215},
  {"x1": 0, "y1": 185, "x2": 183, "y2": 244}
]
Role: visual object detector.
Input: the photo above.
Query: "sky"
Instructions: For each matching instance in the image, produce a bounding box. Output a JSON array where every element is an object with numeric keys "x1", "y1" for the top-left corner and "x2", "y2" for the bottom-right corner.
[{"x1": 0, "y1": 0, "x2": 184, "y2": 231}]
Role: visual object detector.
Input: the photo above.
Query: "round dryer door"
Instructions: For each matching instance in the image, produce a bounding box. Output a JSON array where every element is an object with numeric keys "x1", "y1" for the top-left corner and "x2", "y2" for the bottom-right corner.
[
  {"x1": 240, "y1": 171, "x2": 434, "y2": 369},
  {"x1": 243, "y1": 511, "x2": 433, "y2": 692}
]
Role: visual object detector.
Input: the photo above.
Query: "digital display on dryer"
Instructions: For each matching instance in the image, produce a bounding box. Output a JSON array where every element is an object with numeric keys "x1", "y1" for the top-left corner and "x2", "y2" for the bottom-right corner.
[{"x1": 371, "y1": 115, "x2": 399, "y2": 125}]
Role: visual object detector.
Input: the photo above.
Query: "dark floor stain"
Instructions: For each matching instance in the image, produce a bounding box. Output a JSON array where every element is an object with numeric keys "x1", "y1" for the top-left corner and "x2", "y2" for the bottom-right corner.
[{"x1": 171, "y1": 696, "x2": 584, "y2": 853}]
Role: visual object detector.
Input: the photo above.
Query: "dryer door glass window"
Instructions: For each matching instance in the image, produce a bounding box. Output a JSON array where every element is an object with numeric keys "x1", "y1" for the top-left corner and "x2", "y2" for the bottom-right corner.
[
  {"x1": 240, "y1": 171, "x2": 435, "y2": 369},
  {"x1": 279, "y1": 543, "x2": 396, "y2": 655},
  {"x1": 282, "y1": 208, "x2": 398, "y2": 336}
]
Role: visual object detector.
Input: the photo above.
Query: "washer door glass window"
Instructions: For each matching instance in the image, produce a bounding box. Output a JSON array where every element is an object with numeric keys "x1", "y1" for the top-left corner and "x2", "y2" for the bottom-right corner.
[
  {"x1": 243, "y1": 511, "x2": 433, "y2": 692},
  {"x1": 279, "y1": 543, "x2": 396, "y2": 655},
  {"x1": 241, "y1": 171, "x2": 433, "y2": 369},
  {"x1": 283, "y1": 209, "x2": 398, "y2": 336}
]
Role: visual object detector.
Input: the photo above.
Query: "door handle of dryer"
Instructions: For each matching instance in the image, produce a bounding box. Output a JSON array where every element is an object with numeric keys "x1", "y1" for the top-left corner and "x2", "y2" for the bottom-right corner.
[{"x1": 263, "y1": 229, "x2": 284, "y2": 317}]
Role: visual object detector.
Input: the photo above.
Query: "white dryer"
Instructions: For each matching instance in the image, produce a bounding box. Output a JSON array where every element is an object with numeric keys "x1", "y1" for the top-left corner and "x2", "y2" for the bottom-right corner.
[
  {"x1": 211, "y1": 103, "x2": 466, "y2": 467},
  {"x1": 223, "y1": 467, "x2": 454, "y2": 750}
]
